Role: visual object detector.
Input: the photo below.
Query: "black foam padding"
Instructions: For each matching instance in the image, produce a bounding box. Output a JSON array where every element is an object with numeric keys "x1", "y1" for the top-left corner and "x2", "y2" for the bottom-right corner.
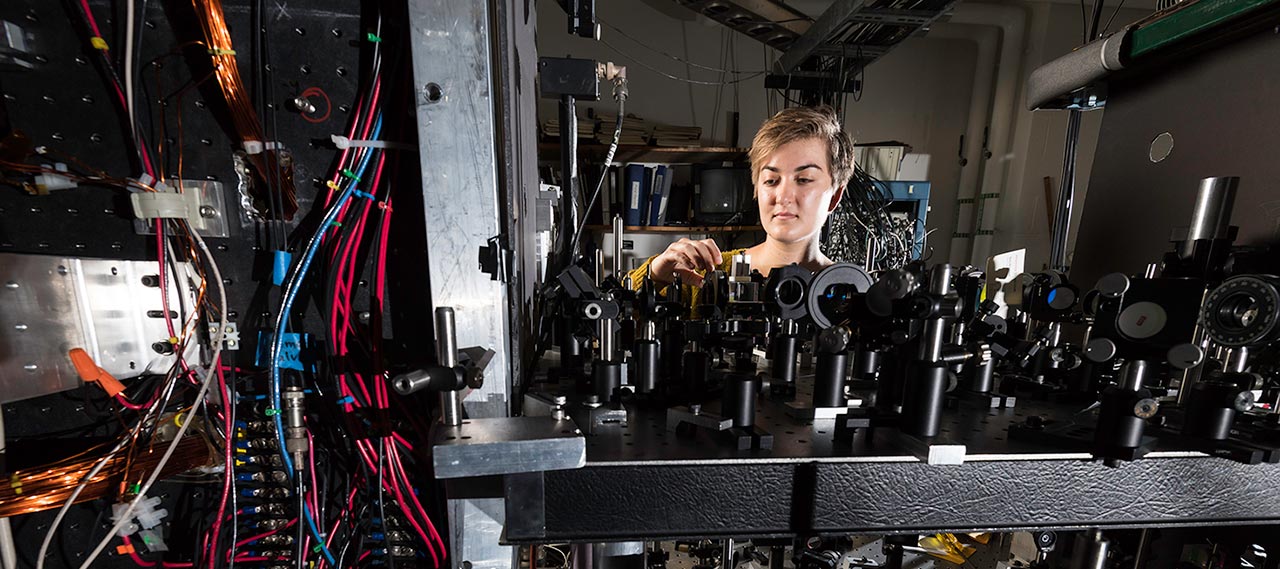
[{"x1": 1027, "y1": 32, "x2": 1128, "y2": 110}]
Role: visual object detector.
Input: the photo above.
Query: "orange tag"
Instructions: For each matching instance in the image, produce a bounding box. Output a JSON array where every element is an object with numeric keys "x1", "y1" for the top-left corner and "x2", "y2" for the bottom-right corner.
[{"x1": 116, "y1": 544, "x2": 135, "y2": 555}]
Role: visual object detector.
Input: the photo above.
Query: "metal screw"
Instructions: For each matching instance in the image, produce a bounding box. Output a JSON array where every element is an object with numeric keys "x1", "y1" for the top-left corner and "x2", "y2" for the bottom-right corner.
[
  {"x1": 199, "y1": 205, "x2": 217, "y2": 218},
  {"x1": 292, "y1": 96, "x2": 316, "y2": 114}
]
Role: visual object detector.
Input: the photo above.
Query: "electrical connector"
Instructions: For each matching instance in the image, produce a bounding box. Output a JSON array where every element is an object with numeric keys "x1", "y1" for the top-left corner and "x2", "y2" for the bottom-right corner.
[
  {"x1": 111, "y1": 494, "x2": 167, "y2": 538},
  {"x1": 29, "y1": 163, "x2": 77, "y2": 195}
]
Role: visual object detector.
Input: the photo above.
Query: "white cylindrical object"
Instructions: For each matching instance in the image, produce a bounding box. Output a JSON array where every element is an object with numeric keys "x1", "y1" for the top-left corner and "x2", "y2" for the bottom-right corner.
[
  {"x1": 1187, "y1": 176, "x2": 1239, "y2": 241},
  {"x1": 435, "y1": 307, "x2": 463, "y2": 426}
]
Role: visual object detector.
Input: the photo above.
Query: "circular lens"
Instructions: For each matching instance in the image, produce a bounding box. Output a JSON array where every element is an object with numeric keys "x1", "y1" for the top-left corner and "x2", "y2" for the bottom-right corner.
[
  {"x1": 1202, "y1": 275, "x2": 1280, "y2": 347},
  {"x1": 1047, "y1": 286, "x2": 1076, "y2": 310},
  {"x1": 1217, "y1": 291, "x2": 1261, "y2": 331},
  {"x1": 777, "y1": 279, "x2": 804, "y2": 307}
]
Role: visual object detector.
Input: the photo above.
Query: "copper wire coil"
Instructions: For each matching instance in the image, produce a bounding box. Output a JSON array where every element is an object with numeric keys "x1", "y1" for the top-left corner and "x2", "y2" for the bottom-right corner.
[
  {"x1": 192, "y1": 0, "x2": 299, "y2": 220},
  {"x1": 0, "y1": 435, "x2": 214, "y2": 517}
]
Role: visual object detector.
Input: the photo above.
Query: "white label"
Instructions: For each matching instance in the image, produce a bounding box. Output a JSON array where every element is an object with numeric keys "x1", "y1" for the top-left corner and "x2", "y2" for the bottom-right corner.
[{"x1": 630, "y1": 181, "x2": 640, "y2": 207}]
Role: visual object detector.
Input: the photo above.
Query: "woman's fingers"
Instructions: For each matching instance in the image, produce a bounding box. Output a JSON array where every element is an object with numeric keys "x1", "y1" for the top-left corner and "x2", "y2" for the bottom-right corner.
[
  {"x1": 673, "y1": 266, "x2": 705, "y2": 287},
  {"x1": 653, "y1": 238, "x2": 724, "y2": 287},
  {"x1": 676, "y1": 239, "x2": 720, "y2": 272}
]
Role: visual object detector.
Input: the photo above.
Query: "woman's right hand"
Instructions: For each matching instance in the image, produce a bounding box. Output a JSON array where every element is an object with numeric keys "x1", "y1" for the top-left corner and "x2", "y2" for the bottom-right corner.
[{"x1": 649, "y1": 238, "x2": 722, "y2": 287}]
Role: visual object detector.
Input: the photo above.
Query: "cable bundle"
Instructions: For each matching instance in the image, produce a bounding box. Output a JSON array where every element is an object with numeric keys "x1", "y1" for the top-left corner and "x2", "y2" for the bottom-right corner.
[
  {"x1": 191, "y1": 0, "x2": 298, "y2": 220},
  {"x1": 15, "y1": 2, "x2": 447, "y2": 568},
  {"x1": 822, "y1": 166, "x2": 918, "y2": 271},
  {"x1": 256, "y1": 7, "x2": 448, "y2": 568}
]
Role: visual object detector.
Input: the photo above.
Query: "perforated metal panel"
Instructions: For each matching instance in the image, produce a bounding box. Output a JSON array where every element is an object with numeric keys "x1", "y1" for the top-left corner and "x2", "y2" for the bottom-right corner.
[{"x1": 0, "y1": 253, "x2": 189, "y2": 403}]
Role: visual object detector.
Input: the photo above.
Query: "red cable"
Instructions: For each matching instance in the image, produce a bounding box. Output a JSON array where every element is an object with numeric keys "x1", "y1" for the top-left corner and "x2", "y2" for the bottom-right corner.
[
  {"x1": 315, "y1": 484, "x2": 361, "y2": 569},
  {"x1": 77, "y1": 0, "x2": 155, "y2": 178},
  {"x1": 390, "y1": 442, "x2": 446, "y2": 557},
  {"x1": 120, "y1": 535, "x2": 273, "y2": 568},
  {"x1": 206, "y1": 365, "x2": 234, "y2": 564}
]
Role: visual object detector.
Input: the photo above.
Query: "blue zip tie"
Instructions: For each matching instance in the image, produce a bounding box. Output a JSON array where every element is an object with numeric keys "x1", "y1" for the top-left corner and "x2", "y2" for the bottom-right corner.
[
  {"x1": 336, "y1": 396, "x2": 355, "y2": 405},
  {"x1": 352, "y1": 189, "x2": 376, "y2": 200},
  {"x1": 271, "y1": 250, "x2": 292, "y2": 287}
]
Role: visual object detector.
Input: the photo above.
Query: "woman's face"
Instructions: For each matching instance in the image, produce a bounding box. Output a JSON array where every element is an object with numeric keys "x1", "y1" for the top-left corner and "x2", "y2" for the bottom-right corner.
[{"x1": 755, "y1": 137, "x2": 844, "y2": 245}]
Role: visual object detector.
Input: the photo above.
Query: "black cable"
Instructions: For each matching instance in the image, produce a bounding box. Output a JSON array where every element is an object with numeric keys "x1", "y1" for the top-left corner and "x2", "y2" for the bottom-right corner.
[
  {"x1": 710, "y1": 28, "x2": 729, "y2": 144},
  {"x1": 379, "y1": 438, "x2": 396, "y2": 569},
  {"x1": 257, "y1": 0, "x2": 287, "y2": 248},
  {"x1": 1100, "y1": 0, "x2": 1129, "y2": 36},
  {"x1": 567, "y1": 95, "x2": 625, "y2": 259},
  {"x1": 774, "y1": 89, "x2": 803, "y2": 107},
  {"x1": 1088, "y1": 0, "x2": 1107, "y2": 39},
  {"x1": 1080, "y1": 0, "x2": 1090, "y2": 43},
  {"x1": 598, "y1": 19, "x2": 768, "y2": 75},
  {"x1": 66, "y1": 0, "x2": 150, "y2": 173},
  {"x1": 599, "y1": 38, "x2": 764, "y2": 86}
]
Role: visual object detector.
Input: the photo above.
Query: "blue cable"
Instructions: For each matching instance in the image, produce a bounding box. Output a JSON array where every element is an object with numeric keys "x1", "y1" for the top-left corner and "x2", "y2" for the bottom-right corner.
[{"x1": 267, "y1": 115, "x2": 384, "y2": 566}]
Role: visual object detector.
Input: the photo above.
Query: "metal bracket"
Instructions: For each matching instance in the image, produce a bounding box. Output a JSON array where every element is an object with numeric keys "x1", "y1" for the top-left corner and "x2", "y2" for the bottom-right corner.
[
  {"x1": 458, "y1": 346, "x2": 495, "y2": 389},
  {"x1": 0, "y1": 20, "x2": 36, "y2": 71},
  {"x1": 478, "y1": 235, "x2": 513, "y2": 282},
  {"x1": 131, "y1": 179, "x2": 231, "y2": 238},
  {"x1": 432, "y1": 416, "x2": 586, "y2": 479}
]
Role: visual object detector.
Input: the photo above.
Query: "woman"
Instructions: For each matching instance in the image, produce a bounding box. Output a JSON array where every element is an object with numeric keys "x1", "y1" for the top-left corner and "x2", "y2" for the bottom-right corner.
[{"x1": 627, "y1": 105, "x2": 854, "y2": 298}]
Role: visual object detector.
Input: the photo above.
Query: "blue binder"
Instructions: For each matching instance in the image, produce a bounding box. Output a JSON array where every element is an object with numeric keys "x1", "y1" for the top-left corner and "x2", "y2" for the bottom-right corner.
[
  {"x1": 624, "y1": 164, "x2": 645, "y2": 226},
  {"x1": 648, "y1": 166, "x2": 667, "y2": 226}
]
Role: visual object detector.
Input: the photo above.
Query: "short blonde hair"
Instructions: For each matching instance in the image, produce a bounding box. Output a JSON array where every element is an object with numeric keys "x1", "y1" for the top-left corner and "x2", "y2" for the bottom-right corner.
[{"x1": 748, "y1": 106, "x2": 855, "y2": 189}]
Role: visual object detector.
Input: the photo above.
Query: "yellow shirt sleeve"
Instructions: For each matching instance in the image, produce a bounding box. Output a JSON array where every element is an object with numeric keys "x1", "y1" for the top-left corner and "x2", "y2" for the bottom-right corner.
[{"x1": 625, "y1": 249, "x2": 747, "y2": 309}]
